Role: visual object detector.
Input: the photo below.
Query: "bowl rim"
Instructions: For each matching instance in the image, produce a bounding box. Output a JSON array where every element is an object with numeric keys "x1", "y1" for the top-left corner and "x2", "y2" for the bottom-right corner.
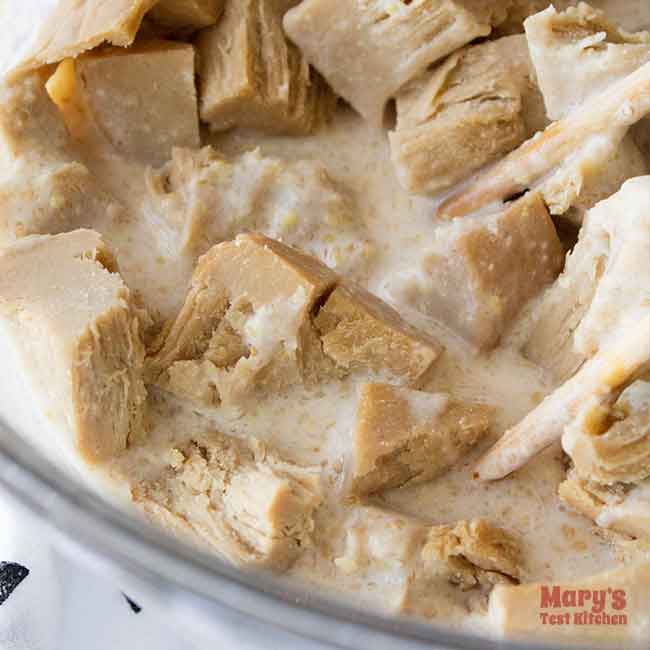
[{"x1": 0, "y1": 415, "x2": 601, "y2": 650}]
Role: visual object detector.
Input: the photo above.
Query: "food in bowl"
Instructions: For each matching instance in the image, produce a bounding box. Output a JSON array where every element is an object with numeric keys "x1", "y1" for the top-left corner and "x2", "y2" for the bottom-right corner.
[{"x1": 0, "y1": 0, "x2": 649, "y2": 644}]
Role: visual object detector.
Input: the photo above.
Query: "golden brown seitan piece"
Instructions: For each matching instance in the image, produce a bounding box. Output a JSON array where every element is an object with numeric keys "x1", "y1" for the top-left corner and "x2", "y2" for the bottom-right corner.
[
  {"x1": 147, "y1": 233, "x2": 339, "y2": 407},
  {"x1": 46, "y1": 41, "x2": 200, "y2": 166},
  {"x1": 390, "y1": 35, "x2": 546, "y2": 196},
  {"x1": 314, "y1": 282, "x2": 442, "y2": 387},
  {"x1": 196, "y1": 0, "x2": 335, "y2": 135},
  {"x1": 396, "y1": 193, "x2": 563, "y2": 350},
  {"x1": 284, "y1": 0, "x2": 512, "y2": 126},
  {"x1": 490, "y1": 563, "x2": 650, "y2": 643},
  {"x1": 349, "y1": 383, "x2": 490, "y2": 496},
  {"x1": 0, "y1": 230, "x2": 147, "y2": 464},
  {"x1": 132, "y1": 431, "x2": 321, "y2": 570}
]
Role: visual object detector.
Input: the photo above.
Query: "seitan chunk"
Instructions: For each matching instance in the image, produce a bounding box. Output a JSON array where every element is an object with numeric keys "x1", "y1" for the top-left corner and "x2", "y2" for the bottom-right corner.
[
  {"x1": 47, "y1": 41, "x2": 200, "y2": 166},
  {"x1": 0, "y1": 72, "x2": 125, "y2": 245},
  {"x1": 525, "y1": 3, "x2": 650, "y2": 121},
  {"x1": 476, "y1": 314, "x2": 650, "y2": 481},
  {"x1": 132, "y1": 432, "x2": 321, "y2": 570},
  {"x1": 395, "y1": 193, "x2": 563, "y2": 350},
  {"x1": 421, "y1": 519, "x2": 522, "y2": 589},
  {"x1": 524, "y1": 177, "x2": 650, "y2": 381},
  {"x1": 390, "y1": 35, "x2": 546, "y2": 196},
  {"x1": 149, "y1": 233, "x2": 440, "y2": 404},
  {"x1": 149, "y1": 0, "x2": 225, "y2": 32},
  {"x1": 349, "y1": 383, "x2": 490, "y2": 496},
  {"x1": 489, "y1": 563, "x2": 650, "y2": 643},
  {"x1": 333, "y1": 507, "x2": 521, "y2": 616},
  {"x1": 563, "y1": 382, "x2": 650, "y2": 486},
  {"x1": 11, "y1": 0, "x2": 155, "y2": 75},
  {"x1": 401, "y1": 518, "x2": 522, "y2": 618},
  {"x1": 147, "y1": 233, "x2": 339, "y2": 407},
  {"x1": 439, "y1": 49, "x2": 650, "y2": 218},
  {"x1": 196, "y1": 0, "x2": 335, "y2": 135},
  {"x1": 559, "y1": 470, "x2": 650, "y2": 541},
  {"x1": 284, "y1": 0, "x2": 511, "y2": 126},
  {"x1": 0, "y1": 230, "x2": 147, "y2": 464},
  {"x1": 144, "y1": 147, "x2": 371, "y2": 272},
  {"x1": 515, "y1": 3, "x2": 650, "y2": 221},
  {"x1": 314, "y1": 283, "x2": 443, "y2": 387}
]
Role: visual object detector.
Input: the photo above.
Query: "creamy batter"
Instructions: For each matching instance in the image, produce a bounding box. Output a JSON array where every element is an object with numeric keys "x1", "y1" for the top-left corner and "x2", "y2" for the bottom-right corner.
[{"x1": 1, "y1": 0, "x2": 650, "y2": 644}]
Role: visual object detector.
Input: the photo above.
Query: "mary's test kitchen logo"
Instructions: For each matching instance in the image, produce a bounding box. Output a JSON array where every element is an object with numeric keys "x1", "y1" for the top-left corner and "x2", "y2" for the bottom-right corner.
[{"x1": 539, "y1": 586, "x2": 628, "y2": 626}]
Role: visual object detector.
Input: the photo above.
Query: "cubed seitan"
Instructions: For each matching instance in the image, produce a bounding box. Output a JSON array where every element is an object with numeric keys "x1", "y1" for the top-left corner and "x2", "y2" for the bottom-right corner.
[
  {"x1": 390, "y1": 35, "x2": 546, "y2": 196},
  {"x1": 489, "y1": 563, "x2": 650, "y2": 643},
  {"x1": 314, "y1": 283, "x2": 443, "y2": 387},
  {"x1": 333, "y1": 507, "x2": 521, "y2": 616},
  {"x1": 47, "y1": 41, "x2": 200, "y2": 166},
  {"x1": 132, "y1": 431, "x2": 321, "y2": 570},
  {"x1": 559, "y1": 470, "x2": 650, "y2": 541},
  {"x1": 349, "y1": 383, "x2": 490, "y2": 496},
  {"x1": 400, "y1": 518, "x2": 522, "y2": 618},
  {"x1": 11, "y1": 0, "x2": 156, "y2": 75},
  {"x1": 421, "y1": 519, "x2": 522, "y2": 589},
  {"x1": 284, "y1": 0, "x2": 511, "y2": 126},
  {"x1": 525, "y1": 3, "x2": 650, "y2": 121},
  {"x1": 149, "y1": 233, "x2": 441, "y2": 405},
  {"x1": 196, "y1": 0, "x2": 335, "y2": 135},
  {"x1": 149, "y1": 0, "x2": 224, "y2": 32},
  {"x1": 0, "y1": 73, "x2": 126, "y2": 245},
  {"x1": 401, "y1": 193, "x2": 563, "y2": 350},
  {"x1": 0, "y1": 230, "x2": 147, "y2": 464},
  {"x1": 147, "y1": 233, "x2": 339, "y2": 406}
]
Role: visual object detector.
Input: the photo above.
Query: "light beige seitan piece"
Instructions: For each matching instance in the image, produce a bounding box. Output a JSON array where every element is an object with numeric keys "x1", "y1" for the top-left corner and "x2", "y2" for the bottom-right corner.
[
  {"x1": 398, "y1": 193, "x2": 563, "y2": 350},
  {"x1": 314, "y1": 283, "x2": 443, "y2": 387},
  {"x1": 524, "y1": 177, "x2": 650, "y2": 382},
  {"x1": 0, "y1": 230, "x2": 147, "y2": 464},
  {"x1": 389, "y1": 35, "x2": 546, "y2": 196},
  {"x1": 149, "y1": 0, "x2": 225, "y2": 32},
  {"x1": 196, "y1": 0, "x2": 335, "y2": 135},
  {"x1": 349, "y1": 383, "x2": 490, "y2": 496},
  {"x1": 520, "y1": 3, "x2": 650, "y2": 222},
  {"x1": 401, "y1": 518, "x2": 522, "y2": 618},
  {"x1": 132, "y1": 431, "x2": 321, "y2": 570},
  {"x1": 284, "y1": 0, "x2": 511, "y2": 126},
  {"x1": 0, "y1": 72, "x2": 125, "y2": 245},
  {"x1": 559, "y1": 471, "x2": 650, "y2": 540},
  {"x1": 439, "y1": 49, "x2": 650, "y2": 218},
  {"x1": 525, "y1": 3, "x2": 650, "y2": 121},
  {"x1": 47, "y1": 41, "x2": 200, "y2": 166},
  {"x1": 333, "y1": 507, "x2": 521, "y2": 616},
  {"x1": 421, "y1": 519, "x2": 522, "y2": 589},
  {"x1": 563, "y1": 382, "x2": 650, "y2": 486},
  {"x1": 147, "y1": 233, "x2": 339, "y2": 407},
  {"x1": 11, "y1": 0, "x2": 156, "y2": 75},
  {"x1": 490, "y1": 563, "x2": 650, "y2": 643},
  {"x1": 145, "y1": 147, "x2": 370, "y2": 272}
]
